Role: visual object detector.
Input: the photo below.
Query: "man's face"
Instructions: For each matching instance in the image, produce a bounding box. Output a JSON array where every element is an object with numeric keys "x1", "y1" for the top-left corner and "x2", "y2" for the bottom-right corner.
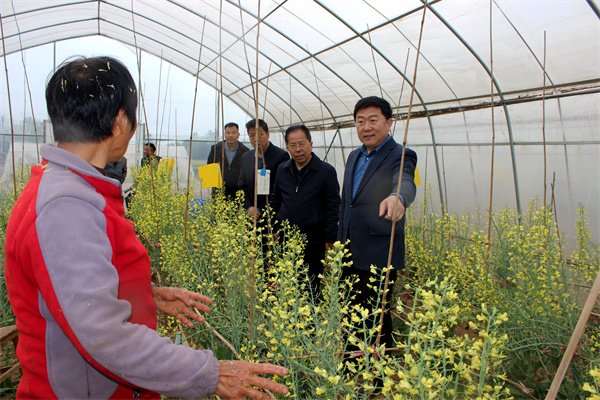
[
  {"x1": 355, "y1": 106, "x2": 393, "y2": 153},
  {"x1": 143, "y1": 145, "x2": 154, "y2": 157},
  {"x1": 224, "y1": 126, "x2": 240, "y2": 147},
  {"x1": 286, "y1": 129, "x2": 312, "y2": 168},
  {"x1": 247, "y1": 127, "x2": 270, "y2": 152}
]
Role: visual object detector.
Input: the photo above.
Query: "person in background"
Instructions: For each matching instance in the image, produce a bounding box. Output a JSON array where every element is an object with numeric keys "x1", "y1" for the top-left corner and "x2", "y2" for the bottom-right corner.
[
  {"x1": 4, "y1": 56, "x2": 288, "y2": 400},
  {"x1": 207, "y1": 122, "x2": 250, "y2": 199},
  {"x1": 338, "y1": 96, "x2": 417, "y2": 350},
  {"x1": 141, "y1": 142, "x2": 161, "y2": 167},
  {"x1": 270, "y1": 124, "x2": 340, "y2": 299},
  {"x1": 238, "y1": 119, "x2": 289, "y2": 220},
  {"x1": 105, "y1": 156, "x2": 127, "y2": 184}
]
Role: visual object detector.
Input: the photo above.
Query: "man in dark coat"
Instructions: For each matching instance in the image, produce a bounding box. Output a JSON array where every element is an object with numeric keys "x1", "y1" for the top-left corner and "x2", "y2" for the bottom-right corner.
[
  {"x1": 338, "y1": 96, "x2": 417, "y2": 349},
  {"x1": 238, "y1": 119, "x2": 289, "y2": 219},
  {"x1": 270, "y1": 125, "x2": 340, "y2": 298},
  {"x1": 207, "y1": 122, "x2": 250, "y2": 199},
  {"x1": 105, "y1": 156, "x2": 128, "y2": 184},
  {"x1": 141, "y1": 142, "x2": 161, "y2": 167}
]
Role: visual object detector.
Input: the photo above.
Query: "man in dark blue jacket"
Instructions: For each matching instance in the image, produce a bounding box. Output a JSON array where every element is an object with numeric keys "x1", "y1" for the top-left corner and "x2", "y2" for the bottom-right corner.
[
  {"x1": 338, "y1": 96, "x2": 417, "y2": 349},
  {"x1": 270, "y1": 125, "x2": 340, "y2": 298}
]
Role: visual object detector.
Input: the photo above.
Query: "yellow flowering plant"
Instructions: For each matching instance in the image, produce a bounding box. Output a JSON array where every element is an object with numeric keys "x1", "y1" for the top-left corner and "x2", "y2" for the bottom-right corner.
[
  {"x1": 406, "y1": 185, "x2": 600, "y2": 399},
  {"x1": 583, "y1": 365, "x2": 600, "y2": 400},
  {"x1": 0, "y1": 165, "x2": 30, "y2": 326},
  {"x1": 4, "y1": 164, "x2": 597, "y2": 399}
]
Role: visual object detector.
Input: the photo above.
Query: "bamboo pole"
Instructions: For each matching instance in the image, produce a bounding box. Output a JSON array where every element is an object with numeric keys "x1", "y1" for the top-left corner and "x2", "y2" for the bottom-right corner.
[
  {"x1": 249, "y1": 0, "x2": 263, "y2": 346},
  {"x1": 550, "y1": 172, "x2": 561, "y2": 242},
  {"x1": 366, "y1": 25, "x2": 384, "y2": 100},
  {"x1": 261, "y1": 62, "x2": 272, "y2": 121},
  {"x1": 390, "y1": 48, "x2": 411, "y2": 138},
  {"x1": 542, "y1": 31, "x2": 548, "y2": 207},
  {"x1": 130, "y1": 1, "x2": 161, "y2": 250},
  {"x1": 156, "y1": 51, "x2": 163, "y2": 154},
  {"x1": 219, "y1": 0, "x2": 226, "y2": 184},
  {"x1": 183, "y1": 19, "x2": 206, "y2": 242},
  {"x1": 0, "y1": 16, "x2": 17, "y2": 202},
  {"x1": 545, "y1": 268, "x2": 600, "y2": 399},
  {"x1": 159, "y1": 62, "x2": 171, "y2": 159},
  {"x1": 486, "y1": 0, "x2": 496, "y2": 254},
  {"x1": 13, "y1": 32, "x2": 40, "y2": 163},
  {"x1": 375, "y1": 1, "x2": 427, "y2": 351}
]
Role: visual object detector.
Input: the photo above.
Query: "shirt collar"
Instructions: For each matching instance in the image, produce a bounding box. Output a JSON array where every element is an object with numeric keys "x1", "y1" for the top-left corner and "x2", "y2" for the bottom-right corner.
[
  {"x1": 359, "y1": 134, "x2": 391, "y2": 157},
  {"x1": 225, "y1": 141, "x2": 238, "y2": 152}
]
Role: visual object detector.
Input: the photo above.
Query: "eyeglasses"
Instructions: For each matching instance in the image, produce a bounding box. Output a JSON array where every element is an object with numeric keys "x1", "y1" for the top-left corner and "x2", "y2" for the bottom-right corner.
[{"x1": 287, "y1": 141, "x2": 309, "y2": 150}]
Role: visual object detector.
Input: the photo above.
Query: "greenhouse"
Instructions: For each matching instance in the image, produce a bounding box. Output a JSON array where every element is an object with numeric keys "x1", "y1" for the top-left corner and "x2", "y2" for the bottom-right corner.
[{"x1": 0, "y1": 1, "x2": 599, "y2": 399}]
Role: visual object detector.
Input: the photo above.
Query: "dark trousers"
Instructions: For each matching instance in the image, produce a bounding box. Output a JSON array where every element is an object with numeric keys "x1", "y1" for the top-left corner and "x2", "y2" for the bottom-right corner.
[
  {"x1": 341, "y1": 263, "x2": 398, "y2": 350},
  {"x1": 304, "y1": 241, "x2": 326, "y2": 301}
]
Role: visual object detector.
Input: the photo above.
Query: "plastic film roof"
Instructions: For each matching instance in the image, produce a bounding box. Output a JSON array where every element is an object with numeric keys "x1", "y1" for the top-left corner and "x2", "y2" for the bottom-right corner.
[
  {"x1": 1, "y1": 0, "x2": 599, "y2": 247},
  {"x1": 2, "y1": 0, "x2": 598, "y2": 131}
]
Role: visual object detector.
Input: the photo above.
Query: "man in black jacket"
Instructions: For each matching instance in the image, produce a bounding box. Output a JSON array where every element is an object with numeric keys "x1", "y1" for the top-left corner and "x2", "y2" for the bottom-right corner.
[
  {"x1": 238, "y1": 119, "x2": 289, "y2": 219},
  {"x1": 207, "y1": 122, "x2": 250, "y2": 199},
  {"x1": 270, "y1": 125, "x2": 340, "y2": 298}
]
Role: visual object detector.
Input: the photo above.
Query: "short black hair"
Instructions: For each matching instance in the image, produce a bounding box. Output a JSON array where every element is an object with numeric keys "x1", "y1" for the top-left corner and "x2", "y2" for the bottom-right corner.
[
  {"x1": 46, "y1": 56, "x2": 137, "y2": 143},
  {"x1": 284, "y1": 124, "x2": 311, "y2": 144},
  {"x1": 353, "y1": 96, "x2": 393, "y2": 121},
  {"x1": 145, "y1": 142, "x2": 156, "y2": 152},
  {"x1": 245, "y1": 119, "x2": 269, "y2": 133},
  {"x1": 224, "y1": 122, "x2": 239, "y2": 130}
]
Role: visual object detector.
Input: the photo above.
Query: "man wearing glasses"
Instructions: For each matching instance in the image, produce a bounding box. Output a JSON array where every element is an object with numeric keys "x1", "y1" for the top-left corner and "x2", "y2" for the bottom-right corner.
[{"x1": 270, "y1": 124, "x2": 340, "y2": 299}]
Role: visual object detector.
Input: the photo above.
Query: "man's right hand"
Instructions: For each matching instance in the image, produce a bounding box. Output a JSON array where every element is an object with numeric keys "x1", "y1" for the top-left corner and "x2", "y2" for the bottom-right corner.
[
  {"x1": 215, "y1": 360, "x2": 289, "y2": 400},
  {"x1": 248, "y1": 206, "x2": 261, "y2": 221}
]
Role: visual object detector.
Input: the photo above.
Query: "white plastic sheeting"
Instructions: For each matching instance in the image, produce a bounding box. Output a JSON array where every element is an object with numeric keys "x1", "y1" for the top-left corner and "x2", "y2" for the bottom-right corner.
[{"x1": 1, "y1": 0, "x2": 599, "y2": 248}]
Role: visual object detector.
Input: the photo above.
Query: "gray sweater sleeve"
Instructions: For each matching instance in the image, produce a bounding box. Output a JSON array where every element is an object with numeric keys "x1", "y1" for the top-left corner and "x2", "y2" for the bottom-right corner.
[{"x1": 35, "y1": 178, "x2": 219, "y2": 398}]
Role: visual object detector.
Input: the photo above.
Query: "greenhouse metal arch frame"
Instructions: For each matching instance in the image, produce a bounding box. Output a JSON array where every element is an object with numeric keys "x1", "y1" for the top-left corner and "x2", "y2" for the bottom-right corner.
[{"x1": 1, "y1": 0, "x2": 599, "y2": 245}]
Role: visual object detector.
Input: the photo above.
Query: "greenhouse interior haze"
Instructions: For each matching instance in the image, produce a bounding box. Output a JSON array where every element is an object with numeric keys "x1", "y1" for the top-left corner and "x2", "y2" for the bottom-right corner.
[{"x1": 0, "y1": 0, "x2": 599, "y2": 251}]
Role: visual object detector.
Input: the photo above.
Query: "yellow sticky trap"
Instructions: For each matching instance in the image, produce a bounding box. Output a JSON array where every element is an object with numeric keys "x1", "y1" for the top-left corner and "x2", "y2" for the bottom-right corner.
[
  {"x1": 414, "y1": 165, "x2": 421, "y2": 186},
  {"x1": 197, "y1": 163, "x2": 223, "y2": 189},
  {"x1": 158, "y1": 158, "x2": 175, "y2": 175}
]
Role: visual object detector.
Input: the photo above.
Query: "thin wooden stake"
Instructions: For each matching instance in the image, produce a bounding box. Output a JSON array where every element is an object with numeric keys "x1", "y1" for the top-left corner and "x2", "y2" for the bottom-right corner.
[
  {"x1": 486, "y1": 0, "x2": 496, "y2": 254},
  {"x1": 545, "y1": 268, "x2": 600, "y2": 399},
  {"x1": 183, "y1": 19, "x2": 207, "y2": 242},
  {"x1": 390, "y1": 48, "x2": 411, "y2": 138},
  {"x1": 130, "y1": 1, "x2": 161, "y2": 249},
  {"x1": 542, "y1": 31, "x2": 548, "y2": 207},
  {"x1": 366, "y1": 25, "x2": 384, "y2": 99},
  {"x1": 0, "y1": 15, "x2": 17, "y2": 201},
  {"x1": 375, "y1": 1, "x2": 427, "y2": 350},
  {"x1": 219, "y1": 0, "x2": 226, "y2": 183},
  {"x1": 550, "y1": 172, "x2": 561, "y2": 242},
  {"x1": 9, "y1": 3, "x2": 40, "y2": 163}
]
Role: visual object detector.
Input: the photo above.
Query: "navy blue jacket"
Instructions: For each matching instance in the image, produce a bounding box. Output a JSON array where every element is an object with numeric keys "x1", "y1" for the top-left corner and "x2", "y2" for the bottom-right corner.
[
  {"x1": 270, "y1": 154, "x2": 340, "y2": 245},
  {"x1": 338, "y1": 137, "x2": 417, "y2": 271},
  {"x1": 238, "y1": 142, "x2": 290, "y2": 210}
]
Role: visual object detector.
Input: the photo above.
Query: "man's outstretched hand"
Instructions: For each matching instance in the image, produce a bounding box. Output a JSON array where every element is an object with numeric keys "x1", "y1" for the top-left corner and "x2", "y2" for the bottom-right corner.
[{"x1": 215, "y1": 360, "x2": 289, "y2": 400}]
